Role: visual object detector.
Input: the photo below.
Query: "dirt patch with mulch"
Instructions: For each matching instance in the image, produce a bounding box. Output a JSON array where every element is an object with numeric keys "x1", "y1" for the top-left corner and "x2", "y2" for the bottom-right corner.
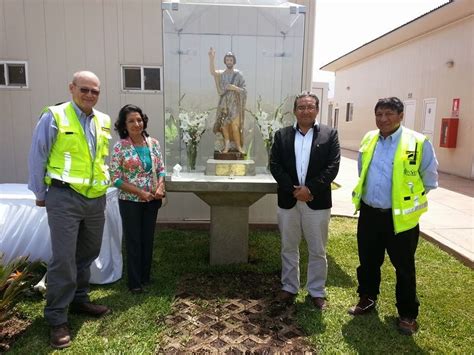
[
  {"x1": 156, "y1": 272, "x2": 314, "y2": 353},
  {"x1": 0, "y1": 314, "x2": 31, "y2": 352}
]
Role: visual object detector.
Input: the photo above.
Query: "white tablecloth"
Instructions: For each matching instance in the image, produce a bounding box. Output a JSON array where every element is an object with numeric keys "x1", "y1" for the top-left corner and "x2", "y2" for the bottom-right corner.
[{"x1": 0, "y1": 184, "x2": 122, "y2": 284}]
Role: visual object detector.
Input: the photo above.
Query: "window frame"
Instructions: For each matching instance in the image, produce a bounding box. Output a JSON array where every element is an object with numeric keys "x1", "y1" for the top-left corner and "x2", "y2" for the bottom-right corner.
[
  {"x1": 345, "y1": 102, "x2": 353, "y2": 122},
  {"x1": 0, "y1": 61, "x2": 29, "y2": 88},
  {"x1": 121, "y1": 65, "x2": 162, "y2": 93}
]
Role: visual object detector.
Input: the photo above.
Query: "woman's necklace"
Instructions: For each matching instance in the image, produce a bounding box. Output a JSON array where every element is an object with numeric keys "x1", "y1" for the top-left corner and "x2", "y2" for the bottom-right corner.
[
  {"x1": 131, "y1": 135, "x2": 146, "y2": 147},
  {"x1": 129, "y1": 135, "x2": 151, "y2": 170}
]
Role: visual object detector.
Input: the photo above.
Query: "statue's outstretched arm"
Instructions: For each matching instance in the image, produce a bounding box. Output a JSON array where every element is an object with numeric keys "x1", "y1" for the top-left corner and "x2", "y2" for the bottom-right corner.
[
  {"x1": 209, "y1": 47, "x2": 224, "y2": 95},
  {"x1": 208, "y1": 47, "x2": 217, "y2": 76}
]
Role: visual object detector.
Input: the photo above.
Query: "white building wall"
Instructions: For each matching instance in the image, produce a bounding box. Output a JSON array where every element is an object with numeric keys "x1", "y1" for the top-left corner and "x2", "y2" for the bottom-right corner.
[
  {"x1": 0, "y1": 0, "x2": 165, "y2": 183},
  {"x1": 332, "y1": 16, "x2": 473, "y2": 178}
]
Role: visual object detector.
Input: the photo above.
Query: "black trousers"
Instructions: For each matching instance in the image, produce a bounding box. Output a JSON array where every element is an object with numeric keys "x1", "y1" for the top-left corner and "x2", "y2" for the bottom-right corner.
[
  {"x1": 356, "y1": 201, "x2": 420, "y2": 319},
  {"x1": 119, "y1": 199, "x2": 161, "y2": 289}
]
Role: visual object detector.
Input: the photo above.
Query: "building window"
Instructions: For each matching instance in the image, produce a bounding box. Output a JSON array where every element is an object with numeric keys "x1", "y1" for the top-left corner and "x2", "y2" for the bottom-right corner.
[
  {"x1": 328, "y1": 103, "x2": 333, "y2": 128},
  {"x1": 334, "y1": 108, "x2": 339, "y2": 129},
  {"x1": 346, "y1": 102, "x2": 353, "y2": 122},
  {"x1": 0, "y1": 61, "x2": 28, "y2": 87},
  {"x1": 122, "y1": 66, "x2": 162, "y2": 92}
]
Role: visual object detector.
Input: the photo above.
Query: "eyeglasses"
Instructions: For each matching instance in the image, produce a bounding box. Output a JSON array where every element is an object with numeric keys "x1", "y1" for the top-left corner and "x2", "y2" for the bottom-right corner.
[
  {"x1": 74, "y1": 84, "x2": 100, "y2": 96},
  {"x1": 296, "y1": 105, "x2": 317, "y2": 112}
]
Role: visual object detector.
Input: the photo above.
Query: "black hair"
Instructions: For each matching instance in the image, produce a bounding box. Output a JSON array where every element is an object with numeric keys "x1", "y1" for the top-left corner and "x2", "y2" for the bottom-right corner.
[
  {"x1": 223, "y1": 52, "x2": 236, "y2": 65},
  {"x1": 374, "y1": 97, "x2": 404, "y2": 114},
  {"x1": 293, "y1": 91, "x2": 320, "y2": 112},
  {"x1": 114, "y1": 104, "x2": 149, "y2": 139}
]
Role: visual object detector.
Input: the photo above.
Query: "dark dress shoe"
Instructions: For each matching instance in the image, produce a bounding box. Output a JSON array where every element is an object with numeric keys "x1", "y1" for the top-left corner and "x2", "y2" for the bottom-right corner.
[
  {"x1": 348, "y1": 295, "x2": 376, "y2": 315},
  {"x1": 312, "y1": 297, "x2": 327, "y2": 310},
  {"x1": 130, "y1": 287, "x2": 146, "y2": 294},
  {"x1": 397, "y1": 317, "x2": 418, "y2": 335},
  {"x1": 50, "y1": 323, "x2": 71, "y2": 349},
  {"x1": 70, "y1": 302, "x2": 111, "y2": 317}
]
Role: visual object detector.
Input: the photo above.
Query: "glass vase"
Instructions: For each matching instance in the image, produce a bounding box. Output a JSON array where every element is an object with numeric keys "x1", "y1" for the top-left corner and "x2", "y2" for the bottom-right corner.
[
  {"x1": 186, "y1": 143, "x2": 197, "y2": 171},
  {"x1": 266, "y1": 143, "x2": 272, "y2": 173}
]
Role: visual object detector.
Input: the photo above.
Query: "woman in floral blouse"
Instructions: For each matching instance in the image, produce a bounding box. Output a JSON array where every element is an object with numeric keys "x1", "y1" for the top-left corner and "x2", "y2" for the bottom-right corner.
[{"x1": 110, "y1": 104, "x2": 166, "y2": 294}]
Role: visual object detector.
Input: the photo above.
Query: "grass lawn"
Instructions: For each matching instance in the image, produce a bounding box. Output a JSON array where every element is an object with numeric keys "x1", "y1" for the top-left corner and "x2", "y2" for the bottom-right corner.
[{"x1": 9, "y1": 217, "x2": 473, "y2": 353}]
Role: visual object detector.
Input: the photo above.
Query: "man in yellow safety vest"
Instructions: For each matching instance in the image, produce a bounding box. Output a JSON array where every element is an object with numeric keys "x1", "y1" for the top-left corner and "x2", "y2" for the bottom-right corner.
[
  {"x1": 348, "y1": 97, "x2": 438, "y2": 335},
  {"x1": 28, "y1": 71, "x2": 112, "y2": 349}
]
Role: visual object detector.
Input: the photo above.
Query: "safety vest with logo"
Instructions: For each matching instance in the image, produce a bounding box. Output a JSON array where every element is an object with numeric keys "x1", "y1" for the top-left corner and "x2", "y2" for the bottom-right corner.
[
  {"x1": 44, "y1": 102, "x2": 111, "y2": 198},
  {"x1": 352, "y1": 127, "x2": 428, "y2": 234}
]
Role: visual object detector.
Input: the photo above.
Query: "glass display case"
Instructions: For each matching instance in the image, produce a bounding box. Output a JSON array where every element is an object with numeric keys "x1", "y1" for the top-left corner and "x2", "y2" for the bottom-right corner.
[{"x1": 163, "y1": 0, "x2": 306, "y2": 173}]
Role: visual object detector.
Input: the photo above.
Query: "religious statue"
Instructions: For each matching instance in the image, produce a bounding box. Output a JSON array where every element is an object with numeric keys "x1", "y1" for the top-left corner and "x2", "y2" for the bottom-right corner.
[{"x1": 208, "y1": 47, "x2": 247, "y2": 156}]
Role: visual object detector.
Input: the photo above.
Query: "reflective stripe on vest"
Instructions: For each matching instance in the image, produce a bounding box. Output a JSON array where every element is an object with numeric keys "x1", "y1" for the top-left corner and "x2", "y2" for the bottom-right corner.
[{"x1": 393, "y1": 201, "x2": 428, "y2": 216}]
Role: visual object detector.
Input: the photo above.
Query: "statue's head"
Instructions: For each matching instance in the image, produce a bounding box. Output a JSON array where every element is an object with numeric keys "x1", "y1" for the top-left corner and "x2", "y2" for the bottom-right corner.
[{"x1": 224, "y1": 52, "x2": 236, "y2": 68}]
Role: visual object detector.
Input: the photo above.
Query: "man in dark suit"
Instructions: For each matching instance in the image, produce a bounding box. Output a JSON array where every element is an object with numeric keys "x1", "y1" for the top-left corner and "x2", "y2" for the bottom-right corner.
[{"x1": 270, "y1": 91, "x2": 340, "y2": 309}]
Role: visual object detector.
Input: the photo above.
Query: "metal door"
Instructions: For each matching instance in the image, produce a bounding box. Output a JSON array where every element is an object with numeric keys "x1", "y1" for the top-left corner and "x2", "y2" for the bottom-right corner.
[
  {"x1": 403, "y1": 99, "x2": 416, "y2": 130},
  {"x1": 422, "y1": 98, "x2": 437, "y2": 142}
]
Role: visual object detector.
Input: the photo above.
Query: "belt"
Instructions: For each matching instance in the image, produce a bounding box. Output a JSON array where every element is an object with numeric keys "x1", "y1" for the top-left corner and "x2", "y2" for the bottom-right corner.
[
  {"x1": 362, "y1": 201, "x2": 391, "y2": 213},
  {"x1": 51, "y1": 179, "x2": 71, "y2": 188},
  {"x1": 374, "y1": 207, "x2": 391, "y2": 213}
]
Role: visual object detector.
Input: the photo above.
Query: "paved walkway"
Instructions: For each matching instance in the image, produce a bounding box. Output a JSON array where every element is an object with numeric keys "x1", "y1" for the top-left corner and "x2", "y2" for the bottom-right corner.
[{"x1": 332, "y1": 149, "x2": 473, "y2": 268}]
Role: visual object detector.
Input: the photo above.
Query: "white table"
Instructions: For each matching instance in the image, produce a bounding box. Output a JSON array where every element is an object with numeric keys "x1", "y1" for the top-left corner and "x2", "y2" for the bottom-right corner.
[{"x1": 0, "y1": 184, "x2": 122, "y2": 284}]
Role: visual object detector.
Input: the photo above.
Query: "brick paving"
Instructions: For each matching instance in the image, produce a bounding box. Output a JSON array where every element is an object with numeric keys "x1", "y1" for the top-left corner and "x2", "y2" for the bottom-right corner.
[{"x1": 156, "y1": 273, "x2": 313, "y2": 354}]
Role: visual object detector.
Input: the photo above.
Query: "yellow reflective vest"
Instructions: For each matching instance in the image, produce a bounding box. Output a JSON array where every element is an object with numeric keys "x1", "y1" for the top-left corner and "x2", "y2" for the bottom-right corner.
[
  {"x1": 44, "y1": 102, "x2": 111, "y2": 198},
  {"x1": 352, "y1": 127, "x2": 428, "y2": 234}
]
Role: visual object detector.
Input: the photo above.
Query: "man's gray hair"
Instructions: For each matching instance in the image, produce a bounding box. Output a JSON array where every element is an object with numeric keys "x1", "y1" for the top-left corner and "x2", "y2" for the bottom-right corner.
[{"x1": 72, "y1": 70, "x2": 100, "y2": 86}]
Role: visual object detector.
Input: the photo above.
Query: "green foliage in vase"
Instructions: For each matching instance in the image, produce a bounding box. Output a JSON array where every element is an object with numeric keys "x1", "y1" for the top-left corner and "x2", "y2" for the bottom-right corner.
[
  {"x1": 247, "y1": 96, "x2": 290, "y2": 150},
  {"x1": 244, "y1": 140, "x2": 253, "y2": 160}
]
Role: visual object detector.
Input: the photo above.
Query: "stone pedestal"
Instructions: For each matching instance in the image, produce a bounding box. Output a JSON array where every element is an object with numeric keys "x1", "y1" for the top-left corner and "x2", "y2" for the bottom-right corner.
[
  {"x1": 206, "y1": 159, "x2": 256, "y2": 176},
  {"x1": 165, "y1": 174, "x2": 277, "y2": 265},
  {"x1": 195, "y1": 191, "x2": 265, "y2": 264}
]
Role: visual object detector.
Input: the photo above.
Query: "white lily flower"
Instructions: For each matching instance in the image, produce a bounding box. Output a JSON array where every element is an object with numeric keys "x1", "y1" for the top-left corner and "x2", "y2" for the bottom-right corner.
[{"x1": 178, "y1": 108, "x2": 209, "y2": 148}]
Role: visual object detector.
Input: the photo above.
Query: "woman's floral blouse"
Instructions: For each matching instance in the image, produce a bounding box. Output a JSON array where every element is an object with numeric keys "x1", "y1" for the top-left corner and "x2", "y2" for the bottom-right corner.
[{"x1": 110, "y1": 137, "x2": 166, "y2": 202}]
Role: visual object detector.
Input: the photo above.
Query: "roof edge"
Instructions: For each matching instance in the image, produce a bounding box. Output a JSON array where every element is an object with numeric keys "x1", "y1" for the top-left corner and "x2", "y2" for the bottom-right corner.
[{"x1": 320, "y1": 0, "x2": 470, "y2": 71}]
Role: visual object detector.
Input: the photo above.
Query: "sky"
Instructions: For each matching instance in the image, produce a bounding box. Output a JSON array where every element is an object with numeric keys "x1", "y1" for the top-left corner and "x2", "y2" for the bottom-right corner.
[{"x1": 313, "y1": 0, "x2": 449, "y2": 97}]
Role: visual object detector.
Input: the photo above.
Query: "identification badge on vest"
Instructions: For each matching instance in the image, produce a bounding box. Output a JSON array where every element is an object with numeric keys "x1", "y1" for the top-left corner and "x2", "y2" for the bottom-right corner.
[
  {"x1": 405, "y1": 140, "x2": 419, "y2": 165},
  {"x1": 406, "y1": 150, "x2": 417, "y2": 164}
]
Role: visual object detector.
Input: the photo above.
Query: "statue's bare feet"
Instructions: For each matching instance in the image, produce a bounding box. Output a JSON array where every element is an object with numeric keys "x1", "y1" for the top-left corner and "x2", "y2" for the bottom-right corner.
[{"x1": 222, "y1": 141, "x2": 231, "y2": 153}]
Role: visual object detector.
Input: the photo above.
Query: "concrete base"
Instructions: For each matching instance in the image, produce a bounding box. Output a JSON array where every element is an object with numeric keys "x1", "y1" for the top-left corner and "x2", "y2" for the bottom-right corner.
[
  {"x1": 209, "y1": 205, "x2": 249, "y2": 264},
  {"x1": 206, "y1": 159, "x2": 256, "y2": 176},
  {"x1": 165, "y1": 173, "x2": 277, "y2": 265},
  {"x1": 195, "y1": 191, "x2": 265, "y2": 264}
]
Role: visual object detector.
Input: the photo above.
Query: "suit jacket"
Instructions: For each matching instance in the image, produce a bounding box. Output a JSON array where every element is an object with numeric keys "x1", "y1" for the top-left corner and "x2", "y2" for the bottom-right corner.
[{"x1": 270, "y1": 123, "x2": 340, "y2": 210}]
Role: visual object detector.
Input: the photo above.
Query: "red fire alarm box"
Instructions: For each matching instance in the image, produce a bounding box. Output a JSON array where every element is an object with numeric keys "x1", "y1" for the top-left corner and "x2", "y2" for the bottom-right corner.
[{"x1": 439, "y1": 118, "x2": 459, "y2": 148}]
